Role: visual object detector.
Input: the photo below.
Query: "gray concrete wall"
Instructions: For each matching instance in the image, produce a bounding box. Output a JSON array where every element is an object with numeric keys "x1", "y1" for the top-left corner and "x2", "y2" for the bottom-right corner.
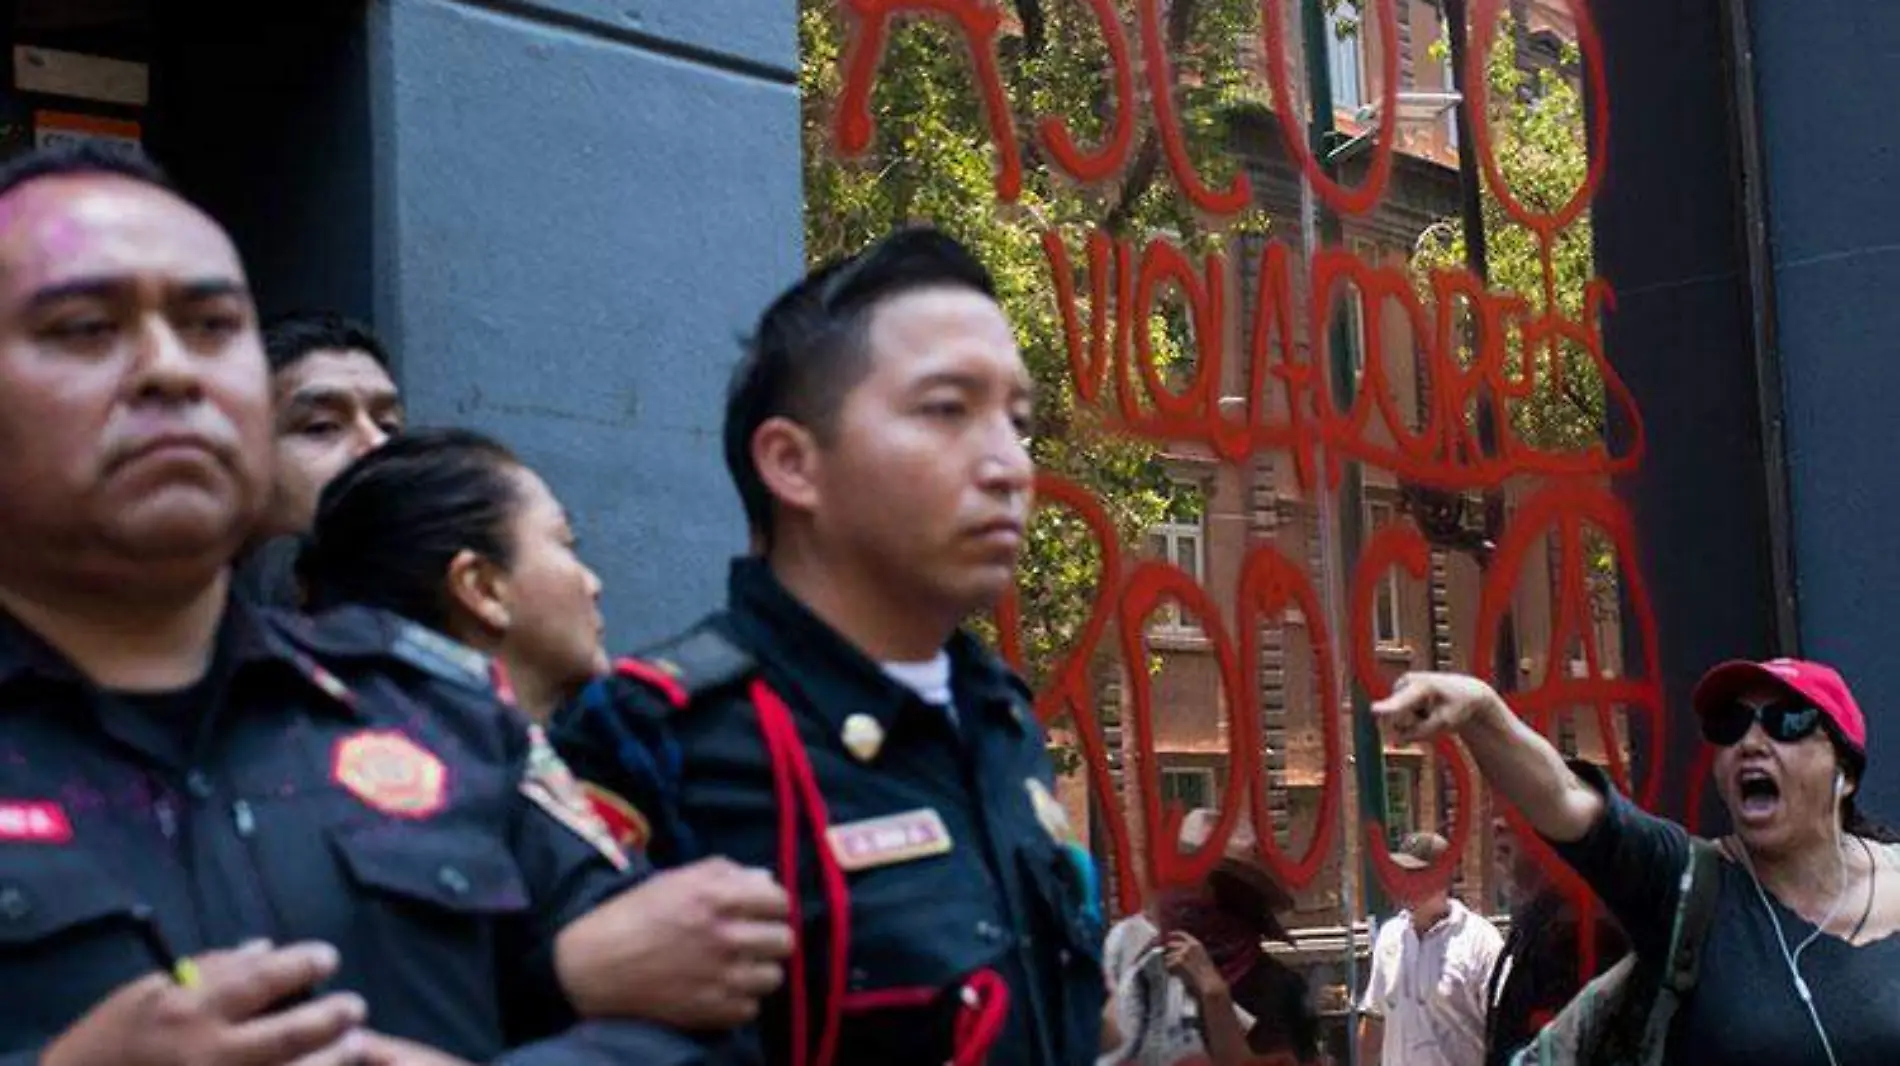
[
  {"x1": 366, "y1": 0, "x2": 803, "y2": 647},
  {"x1": 1747, "y1": 1, "x2": 1900, "y2": 814}
]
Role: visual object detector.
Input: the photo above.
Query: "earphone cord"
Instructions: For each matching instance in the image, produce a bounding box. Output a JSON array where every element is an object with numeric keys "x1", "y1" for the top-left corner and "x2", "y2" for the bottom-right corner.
[{"x1": 1740, "y1": 836, "x2": 1848, "y2": 1066}]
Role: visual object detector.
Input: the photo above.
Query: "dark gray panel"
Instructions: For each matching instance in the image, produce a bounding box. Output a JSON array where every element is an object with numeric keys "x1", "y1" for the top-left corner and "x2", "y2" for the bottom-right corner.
[
  {"x1": 151, "y1": 4, "x2": 374, "y2": 323},
  {"x1": 1747, "y1": 1, "x2": 1900, "y2": 264},
  {"x1": 1596, "y1": 0, "x2": 1776, "y2": 823},
  {"x1": 1775, "y1": 249, "x2": 1900, "y2": 813},
  {"x1": 371, "y1": 0, "x2": 802, "y2": 646},
  {"x1": 1749, "y1": 0, "x2": 1900, "y2": 813}
]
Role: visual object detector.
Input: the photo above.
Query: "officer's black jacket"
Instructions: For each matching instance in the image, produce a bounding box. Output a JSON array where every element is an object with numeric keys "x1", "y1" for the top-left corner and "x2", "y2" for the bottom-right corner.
[
  {"x1": 551, "y1": 558, "x2": 1107, "y2": 1066},
  {"x1": 0, "y1": 596, "x2": 734, "y2": 1065}
]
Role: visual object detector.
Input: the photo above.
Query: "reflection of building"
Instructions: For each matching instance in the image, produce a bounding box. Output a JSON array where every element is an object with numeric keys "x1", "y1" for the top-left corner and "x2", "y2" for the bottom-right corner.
[{"x1": 1086, "y1": 0, "x2": 1625, "y2": 943}]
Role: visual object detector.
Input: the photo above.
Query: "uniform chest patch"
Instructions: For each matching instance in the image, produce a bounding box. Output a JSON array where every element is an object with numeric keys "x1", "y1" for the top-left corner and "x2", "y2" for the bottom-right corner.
[
  {"x1": 332, "y1": 730, "x2": 448, "y2": 819},
  {"x1": 580, "y1": 783, "x2": 651, "y2": 854},
  {"x1": 826, "y1": 808, "x2": 953, "y2": 872},
  {"x1": 521, "y1": 726, "x2": 629, "y2": 871},
  {"x1": 0, "y1": 801, "x2": 72, "y2": 844}
]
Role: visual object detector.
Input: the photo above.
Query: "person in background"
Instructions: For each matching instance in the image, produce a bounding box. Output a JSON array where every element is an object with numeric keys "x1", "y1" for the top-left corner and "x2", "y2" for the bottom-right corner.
[
  {"x1": 232, "y1": 311, "x2": 403, "y2": 607},
  {"x1": 1481, "y1": 813, "x2": 1627, "y2": 1066},
  {"x1": 1356, "y1": 832, "x2": 1503, "y2": 1066},
  {"x1": 1374, "y1": 664, "x2": 1900, "y2": 1065},
  {"x1": 299, "y1": 427, "x2": 605, "y2": 723},
  {"x1": 0, "y1": 140, "x2": 769, "y2": 1066},
  {"x1": 1099, "y1": 810, "x2": 1320, "y2": 1066},
  {"x1": 552, "y1": 226, "x2": 1106, "y2": 1066}
]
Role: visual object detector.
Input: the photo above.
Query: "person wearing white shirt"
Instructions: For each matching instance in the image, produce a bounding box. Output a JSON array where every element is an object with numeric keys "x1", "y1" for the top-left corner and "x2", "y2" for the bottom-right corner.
[{"x1": 1357, "y1": 832, "x2": 1503, "y2": 1066}]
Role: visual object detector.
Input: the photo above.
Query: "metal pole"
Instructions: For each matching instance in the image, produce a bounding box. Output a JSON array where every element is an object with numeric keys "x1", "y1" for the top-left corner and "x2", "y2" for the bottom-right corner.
[
  {"x1": 1442, "y1": 0, "x2": 1520, "y2": 696},
  {"x1": 1716, "y1": 0, "x2": 1799, "y2": 657},
  {"x1": 1299, "y1": 3, "x2": 1384, "y2": 1062}
]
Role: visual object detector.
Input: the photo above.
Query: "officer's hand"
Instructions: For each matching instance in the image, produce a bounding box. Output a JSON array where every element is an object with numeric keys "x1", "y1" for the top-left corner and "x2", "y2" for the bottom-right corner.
[
  {"x1": 42, "y1": 940, "x2": 368, "y2": 1066},
  {"x1": 556, "y1": 856, "x2": 793, "y2": 1030},
  {"x1": 353, "y1": 1031, "x2": 474, "y2": 1066}
]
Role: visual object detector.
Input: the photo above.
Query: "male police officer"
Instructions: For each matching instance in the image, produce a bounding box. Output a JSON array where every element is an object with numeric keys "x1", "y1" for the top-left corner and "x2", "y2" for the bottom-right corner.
[
  {"x1": 553, "y1": 228, "x2": 1106, "y2": 1066},
  {"x1": 234, "y1": 312, "x2": 406, "y2": 608},
  {"x1": 0, "y1": 144, "x2": 786, "y2": 1064}
]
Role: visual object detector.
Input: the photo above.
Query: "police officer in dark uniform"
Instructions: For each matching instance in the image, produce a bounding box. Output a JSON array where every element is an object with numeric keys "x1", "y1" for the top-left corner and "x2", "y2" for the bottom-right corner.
[
  {"x1": 0, "y1": 144, "x2": 765, "y2": 1065},
  {"x1": 552, "y1": 228, "x2": 1106, "y2": 1066}
]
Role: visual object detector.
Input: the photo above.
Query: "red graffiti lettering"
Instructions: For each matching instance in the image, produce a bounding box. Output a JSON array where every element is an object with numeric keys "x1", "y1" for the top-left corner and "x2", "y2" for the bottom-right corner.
[
  {"x1": 823, "y1": 0, "x2": 1658, "y2": 992},
  {"x1": 1259, "y1": 0, "x2": 1401, "y2": 217},
  {"x1": 833, "y1": 0, "x2": 1023, "y2": 201},
  {"x1": 1043, "y1": 227, "x2": 1645, "y2": 495},
  {"x1": 1035, "y1": 0, "x2": 1136, "y2": 185}
]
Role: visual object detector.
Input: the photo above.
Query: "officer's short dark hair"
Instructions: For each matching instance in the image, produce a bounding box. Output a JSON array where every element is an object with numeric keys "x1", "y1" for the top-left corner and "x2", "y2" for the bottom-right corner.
[
  {"x1": 263, "y1": 310, "x2": 392, "y2": 376},
  {"x1": 299, "y1": 428, "x2": 522, "y2": 630},
  {"x1": 723, "y1": 225, "x2": 999, "y2": 546},
  {"x1": 0, "y1": 140, "x2": 174, "y2": 202}
]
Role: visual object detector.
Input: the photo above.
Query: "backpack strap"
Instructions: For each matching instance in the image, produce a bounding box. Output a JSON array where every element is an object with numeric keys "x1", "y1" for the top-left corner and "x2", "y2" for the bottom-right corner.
[
  {"x1": 1628, "y1": 837, "x2": 1723, "y2": 1060},
  {"x1": 1662, "y1": 838, "x2": 1723, "y2": 992}
]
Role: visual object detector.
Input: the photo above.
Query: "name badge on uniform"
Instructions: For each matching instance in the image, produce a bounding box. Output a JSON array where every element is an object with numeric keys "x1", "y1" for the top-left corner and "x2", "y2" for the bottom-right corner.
[
  {"x1": 0, "y1": 801, "x2": 71, "y2": 844},
  {"x1": 826, "y1": 808, "x2": 953, "y2": 872}
]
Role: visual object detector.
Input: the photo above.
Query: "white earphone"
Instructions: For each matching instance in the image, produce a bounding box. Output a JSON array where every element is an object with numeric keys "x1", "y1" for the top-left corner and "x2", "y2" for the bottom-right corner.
[{"x1": 1739, "y1": 767, "x2": 1849, "y2": 1066}]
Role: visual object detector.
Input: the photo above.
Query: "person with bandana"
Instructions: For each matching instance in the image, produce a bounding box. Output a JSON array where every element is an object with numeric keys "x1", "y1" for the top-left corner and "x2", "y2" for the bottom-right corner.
[{"x1": 1098, "y1": 811, "x2": 1320, "y2": 1066}]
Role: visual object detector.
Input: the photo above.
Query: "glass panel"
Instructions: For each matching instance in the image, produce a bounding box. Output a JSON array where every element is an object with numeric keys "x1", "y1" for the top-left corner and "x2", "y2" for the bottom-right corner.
[{"x1": 792, "y1": 2, "x2": 1718, "y2": 1063}]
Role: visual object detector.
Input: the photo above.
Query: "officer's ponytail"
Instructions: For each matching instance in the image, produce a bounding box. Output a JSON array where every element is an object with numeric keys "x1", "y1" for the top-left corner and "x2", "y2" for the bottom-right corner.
[{"x1": 299, "y1": 428, "x2": 522, "y2": 630}]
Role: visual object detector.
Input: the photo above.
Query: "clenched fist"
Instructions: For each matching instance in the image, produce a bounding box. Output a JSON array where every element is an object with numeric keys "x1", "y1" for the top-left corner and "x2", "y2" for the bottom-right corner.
[{"x1": 557, "y1": 856, "x2": 794, "y2": 1030}]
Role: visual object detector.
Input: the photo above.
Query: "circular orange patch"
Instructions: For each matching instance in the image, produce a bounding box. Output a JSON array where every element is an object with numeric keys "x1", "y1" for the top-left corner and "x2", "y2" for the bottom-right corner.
[{"x1": 332, "y1": 731, "x2": 448, "y2": 818}]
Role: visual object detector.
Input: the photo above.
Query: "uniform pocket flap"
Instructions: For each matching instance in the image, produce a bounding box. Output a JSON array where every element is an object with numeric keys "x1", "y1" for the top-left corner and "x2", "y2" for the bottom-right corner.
[
  {"x1": 330, "y1": 823, "x2": 528, "y2": 915},
  {"x1": 841, "y1": 891, "x2": 1008, "y2": 997},
  {"x1": 0, "y1": 851, "x2": 137, "y2": 946}
]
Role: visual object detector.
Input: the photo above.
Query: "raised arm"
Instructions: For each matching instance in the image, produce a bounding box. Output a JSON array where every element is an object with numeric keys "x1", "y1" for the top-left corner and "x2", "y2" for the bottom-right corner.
[
  {"x1": 1371, "y1": 673, "x2": 1695, "y2": 963},
  {"x1": 1372, "y1": 673, "x2": 1604, "y2": 843}
]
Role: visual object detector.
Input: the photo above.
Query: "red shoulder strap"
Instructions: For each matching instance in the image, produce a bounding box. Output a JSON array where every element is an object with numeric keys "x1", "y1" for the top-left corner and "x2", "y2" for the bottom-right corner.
[
  {"x1": 750, "y1": 679, "x2": 1010, "y2": 1066},
  {"x1": 750, "y1": 680, "x2": 850, "y2": 1066},
  {"x1": 613, "y1": 656, "x2": 690, "y2": 709}
]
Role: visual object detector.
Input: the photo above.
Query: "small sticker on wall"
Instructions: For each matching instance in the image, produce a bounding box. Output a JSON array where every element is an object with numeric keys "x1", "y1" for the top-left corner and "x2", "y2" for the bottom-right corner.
[
  {"x1": 33, "y1": 110, "x2": 142, "y2": 157},
  {"x1": 14, "y1": 47, "x2": 149, "y2": 107}
]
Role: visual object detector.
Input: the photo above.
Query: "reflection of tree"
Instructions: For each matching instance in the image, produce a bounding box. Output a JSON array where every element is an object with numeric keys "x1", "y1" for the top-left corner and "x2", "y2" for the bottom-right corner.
[
  {"x1": 801, "y1": 0, "x2": 1263, "y2": 690},
  {"x1": 1412, "y1": 21, "x2": 1602, "y2": 454},
  {"x1": 1409, "y1": 19, "x2": 1618, "y2": 621}
]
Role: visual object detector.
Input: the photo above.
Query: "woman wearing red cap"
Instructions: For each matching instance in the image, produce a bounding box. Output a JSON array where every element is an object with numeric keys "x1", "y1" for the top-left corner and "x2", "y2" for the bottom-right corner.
[{"x1": 1371, "y1": 660, "x2": 1900, "y2": 1066}]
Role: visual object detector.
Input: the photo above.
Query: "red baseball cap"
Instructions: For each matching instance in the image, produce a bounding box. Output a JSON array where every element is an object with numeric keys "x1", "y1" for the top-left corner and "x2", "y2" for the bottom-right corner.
[{"x1": 1691, "y1": 658, "x2": 1868, "y2": 756}]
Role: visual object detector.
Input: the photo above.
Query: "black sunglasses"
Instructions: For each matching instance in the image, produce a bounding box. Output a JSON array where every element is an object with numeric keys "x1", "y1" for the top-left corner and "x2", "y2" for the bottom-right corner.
[{"x1": 1700, "y1": 699, "x2": 1825, "y2": 747}]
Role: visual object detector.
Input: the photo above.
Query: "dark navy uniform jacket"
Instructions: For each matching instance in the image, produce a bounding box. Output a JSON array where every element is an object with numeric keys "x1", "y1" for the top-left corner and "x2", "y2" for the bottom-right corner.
[
  {"x1": 0, "y1": 596, "x2": 746, "y2": 1066},
  {"x1": 550, "y1": 558, "x2": 1106, "y2": 1066}
]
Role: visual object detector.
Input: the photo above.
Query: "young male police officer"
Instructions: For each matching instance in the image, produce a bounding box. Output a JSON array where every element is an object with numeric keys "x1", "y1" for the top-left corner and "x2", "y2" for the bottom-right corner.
[
  {"x1": 0, "y1": 145, "x2": 788, "y2": 1065},
  {"x1": 553, "y1": 228, "x2": 1106, "y2": 1066},
  {"x1": 234, "y1": 312, "x2": 406, "y2": 608}
]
